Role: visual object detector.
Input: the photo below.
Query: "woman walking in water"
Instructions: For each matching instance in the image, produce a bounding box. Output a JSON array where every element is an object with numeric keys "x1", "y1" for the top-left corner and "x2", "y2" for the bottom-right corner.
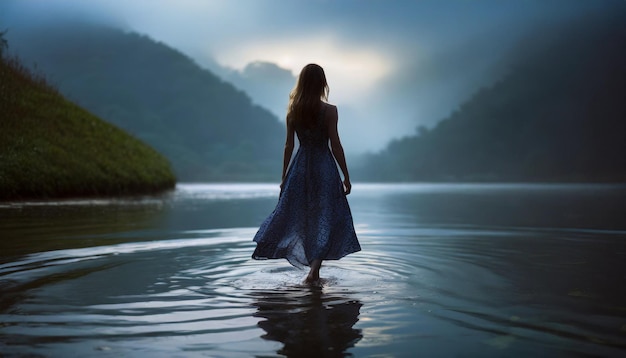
[{"x1": 252, "y1": 63, "x2": 361, "y2": 284}]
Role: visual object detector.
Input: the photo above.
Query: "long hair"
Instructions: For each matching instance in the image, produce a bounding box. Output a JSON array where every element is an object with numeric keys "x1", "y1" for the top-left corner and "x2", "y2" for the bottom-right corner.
[{"x1": 287, "y1": 64, "x2": 329, "y2": 126}]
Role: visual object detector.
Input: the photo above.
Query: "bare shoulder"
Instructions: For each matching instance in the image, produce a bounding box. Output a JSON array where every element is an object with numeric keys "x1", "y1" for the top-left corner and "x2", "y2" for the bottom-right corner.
[
  {"x1": 323, "y1": 102, "x2": 338, "y2": 119},
  {"x1": 323, "y1": 102, "x2": 337, "y2": 111}
]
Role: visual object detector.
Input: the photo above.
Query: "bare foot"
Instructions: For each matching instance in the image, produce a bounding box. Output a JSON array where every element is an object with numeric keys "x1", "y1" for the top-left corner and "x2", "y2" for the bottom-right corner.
[
  {"x1": 303, "y1": 273, "x2": 320, "y2": 285},
  {"x1": 303, "y1": 277, "x2": 322, "y2": 286},
  {"x1": 303, "y1": 259, "x2": 322, "y2": 285}
]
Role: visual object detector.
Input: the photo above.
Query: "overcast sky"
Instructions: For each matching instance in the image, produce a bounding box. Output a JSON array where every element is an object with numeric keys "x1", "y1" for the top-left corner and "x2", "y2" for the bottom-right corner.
[{"x1": 1, "y1": 0, "x2": 620, "y2": 152}]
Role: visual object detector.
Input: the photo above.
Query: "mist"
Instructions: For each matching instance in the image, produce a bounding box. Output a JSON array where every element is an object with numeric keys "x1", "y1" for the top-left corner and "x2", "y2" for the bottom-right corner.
[{"x1": 0, "y1": 0, "x2": 619, "y2": 153}]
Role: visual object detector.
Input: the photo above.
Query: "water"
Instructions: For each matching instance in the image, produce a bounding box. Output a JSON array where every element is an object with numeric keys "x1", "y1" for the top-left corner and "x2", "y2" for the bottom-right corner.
[{"x1": 1, "y1": 183, "x2": 625, "y2": 357}]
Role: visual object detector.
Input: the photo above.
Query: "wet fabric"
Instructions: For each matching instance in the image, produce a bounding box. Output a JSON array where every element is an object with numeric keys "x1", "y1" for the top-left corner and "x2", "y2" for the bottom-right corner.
[{"x1": 252, "y1": 106, "x2": 361, "y2": 268}]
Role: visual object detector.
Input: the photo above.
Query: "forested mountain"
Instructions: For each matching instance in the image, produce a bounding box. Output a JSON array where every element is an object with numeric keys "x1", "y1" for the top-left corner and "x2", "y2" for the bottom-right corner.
[
  {"x1": 0, "y1": 33, "x2": 175, "y2": 200},
  {"x1": 7, "y1": 24, "x2": 284, "y2": 181},
  {"x1": 357, "y1": 10, "x2": 626, "y2": 182}
]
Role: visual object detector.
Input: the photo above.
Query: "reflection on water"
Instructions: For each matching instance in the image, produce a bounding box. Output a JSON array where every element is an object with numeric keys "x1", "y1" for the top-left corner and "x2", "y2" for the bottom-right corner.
[
  {"x1": 0, "y1": 197, "x2": 169, "y2": 260},
  {"x1": 253, "y1": 287, "x2": 362, "y2": 357},
  {"x1": 1, "y1": 183, "x2": 625, "y2": 357}
]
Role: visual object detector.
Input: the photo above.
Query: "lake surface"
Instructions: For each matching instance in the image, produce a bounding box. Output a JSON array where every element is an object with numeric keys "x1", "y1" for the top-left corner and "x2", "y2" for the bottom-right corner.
[{"x1": 1, "y1": 183, "x2": 625, "y2": 357}]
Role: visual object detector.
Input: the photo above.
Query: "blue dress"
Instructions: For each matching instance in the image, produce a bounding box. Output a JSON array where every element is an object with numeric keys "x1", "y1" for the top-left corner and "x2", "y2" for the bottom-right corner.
[{"x1": 252, "y1": 106, "x2": 361, "y2": 268}]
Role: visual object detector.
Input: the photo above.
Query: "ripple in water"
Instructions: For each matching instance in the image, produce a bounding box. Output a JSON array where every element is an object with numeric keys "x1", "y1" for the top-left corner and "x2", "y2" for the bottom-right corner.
[
  {"x1": 1, "y1": 183, "x2": 625, "y2": 357},
  {"x1": 0, "y1": 227, "x2": 401, "y2": 357}
]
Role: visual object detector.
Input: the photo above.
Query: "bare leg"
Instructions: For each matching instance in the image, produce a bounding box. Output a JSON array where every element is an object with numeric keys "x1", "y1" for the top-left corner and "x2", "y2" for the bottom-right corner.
[{"x1": 304, "y1": 259, "x2": 322, "y2": 284}]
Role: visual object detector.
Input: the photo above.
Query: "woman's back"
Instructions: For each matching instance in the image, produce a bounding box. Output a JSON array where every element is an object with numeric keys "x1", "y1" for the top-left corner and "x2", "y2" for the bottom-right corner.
[{"x1": 293, "y1": 104, "x2": 329, "y2": 149}]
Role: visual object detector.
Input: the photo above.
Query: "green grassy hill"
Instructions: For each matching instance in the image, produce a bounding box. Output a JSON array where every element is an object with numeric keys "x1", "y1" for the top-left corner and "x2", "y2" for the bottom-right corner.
[
  {"x1": 0, "y1": 47, "x2": 176, "y2": 200},
  {"x1": 7, "y1": 24, "x2": 285, "y2": 182}
]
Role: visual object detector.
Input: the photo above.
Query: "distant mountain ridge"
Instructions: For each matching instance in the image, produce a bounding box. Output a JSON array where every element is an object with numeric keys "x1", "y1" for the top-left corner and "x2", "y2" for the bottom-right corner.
[
  {"x1": 201, "y1": 60, "x2": 295, "y2": 120},
  {"x1": 356, "y1": 9, "x2": 626, "y2": 182},
  {"x1": 7, "y1": 24, "x2": 285, "y2": 181}
]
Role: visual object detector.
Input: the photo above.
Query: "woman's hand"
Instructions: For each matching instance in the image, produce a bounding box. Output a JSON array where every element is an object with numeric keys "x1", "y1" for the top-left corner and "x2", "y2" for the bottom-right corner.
[{"x1": 343, "y1": 178, "x2": 352, "y2": 195}]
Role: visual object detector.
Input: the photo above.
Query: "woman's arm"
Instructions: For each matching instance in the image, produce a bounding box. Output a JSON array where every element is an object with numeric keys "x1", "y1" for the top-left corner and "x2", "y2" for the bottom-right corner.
[
  {"x1": 327, "y1": 105, "x2": 352, "y2": 195},
  {"x1": 281, "y1": 116, "x2": 295, "y2": 188}
]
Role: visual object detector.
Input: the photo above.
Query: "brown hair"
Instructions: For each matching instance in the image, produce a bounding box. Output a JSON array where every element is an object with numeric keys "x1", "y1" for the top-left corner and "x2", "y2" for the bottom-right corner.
[{"x1": 287, "y1": 64, "x2": 329, "y2": 127}]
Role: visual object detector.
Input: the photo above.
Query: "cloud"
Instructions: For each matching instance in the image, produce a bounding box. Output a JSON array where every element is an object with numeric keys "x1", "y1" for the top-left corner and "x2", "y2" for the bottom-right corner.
[{"x1": 215, "y1": 33, "x2": 393, "y2": 104}]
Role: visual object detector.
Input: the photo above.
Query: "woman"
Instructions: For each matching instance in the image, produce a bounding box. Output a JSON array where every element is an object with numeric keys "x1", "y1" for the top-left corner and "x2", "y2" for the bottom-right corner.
[{"x1": 252, "y1": 63, "x2": 361, "y2": 284}]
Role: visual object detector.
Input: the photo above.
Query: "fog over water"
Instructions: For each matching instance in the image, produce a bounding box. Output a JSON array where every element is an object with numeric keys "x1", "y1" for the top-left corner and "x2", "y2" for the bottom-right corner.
[{"x1": 1, "y1": 0, "x2": 619, "y2": 153}]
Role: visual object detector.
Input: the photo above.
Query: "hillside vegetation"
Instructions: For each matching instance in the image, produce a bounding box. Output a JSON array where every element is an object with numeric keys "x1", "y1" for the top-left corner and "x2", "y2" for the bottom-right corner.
[
  {"x1": 0, "y1": 35, "x2": 176, "y2": 200},
  {"x1": 7, "y1": 24, "x2": 285, "y2": 182},
  {"x1": 358, "y1": 10, "x2": 626, "y2": 182}
]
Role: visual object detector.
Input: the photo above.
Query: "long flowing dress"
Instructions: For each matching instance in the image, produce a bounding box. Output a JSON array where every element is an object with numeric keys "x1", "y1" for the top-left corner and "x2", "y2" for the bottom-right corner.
[{"x1": 252, "y1": 105, "x2": 361, "y2": 268}]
